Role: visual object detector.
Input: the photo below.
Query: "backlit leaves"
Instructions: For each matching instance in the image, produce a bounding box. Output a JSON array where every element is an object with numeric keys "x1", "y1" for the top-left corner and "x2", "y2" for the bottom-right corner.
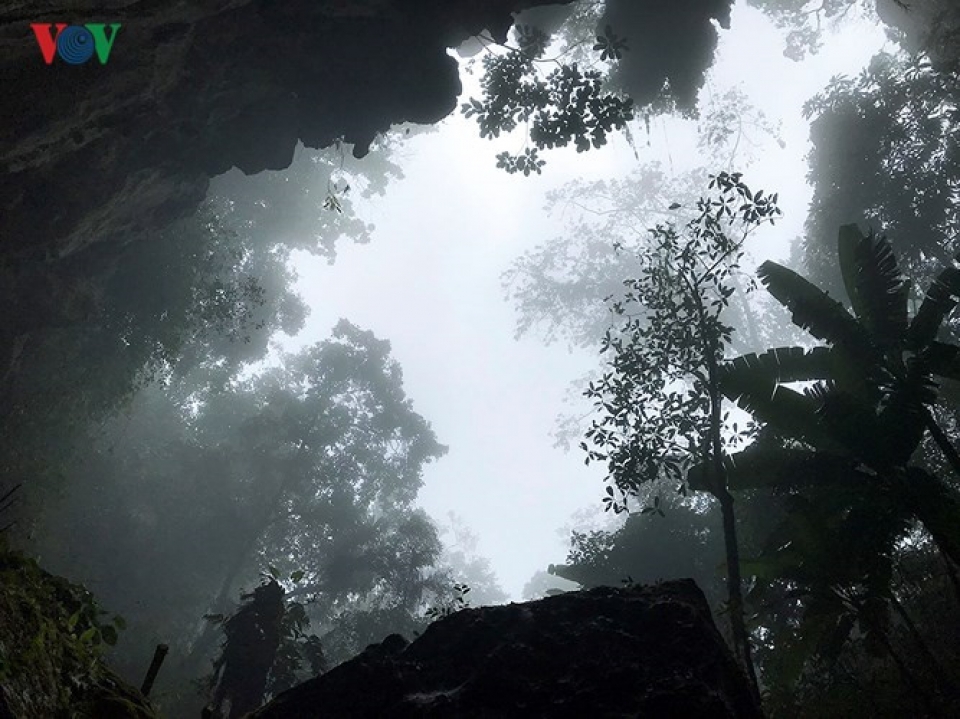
[
  {"x1": 462, "y1": 49, "x2": 634, "y2": 173},
  {"x1": 583, "y1": 172, "x2": 782, "y2": 508},
  {"x1": 593, "y1": 25, "x2": 629, "y2": 61},
  {"x1": 514, "y1": 24, "x2": 550, "y2": 59}
]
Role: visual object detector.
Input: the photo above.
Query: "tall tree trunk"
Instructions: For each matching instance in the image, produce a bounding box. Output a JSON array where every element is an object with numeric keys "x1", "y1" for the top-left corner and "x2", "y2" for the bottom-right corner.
[
  {"x1": 699, "y1": 300, "x2": 761, "y2": 706},
  {"x1": 715, "y1": 482, "x2": 760, "y2": 703}
]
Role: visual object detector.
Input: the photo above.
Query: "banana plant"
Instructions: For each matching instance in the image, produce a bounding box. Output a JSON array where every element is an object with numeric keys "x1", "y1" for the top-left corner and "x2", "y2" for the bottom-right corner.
[
  {"x1": 688, "y1": 225, "x2": 960, "y2": 693},
  {"x1": 690, "y1": 225, "x2": 960, "y2": 565}
]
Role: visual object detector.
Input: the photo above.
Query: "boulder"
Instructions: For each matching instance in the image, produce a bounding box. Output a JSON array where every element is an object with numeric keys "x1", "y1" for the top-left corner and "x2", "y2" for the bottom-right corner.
[{"x1": 250, "y1": 579, "x2": 761, "y2": 718}]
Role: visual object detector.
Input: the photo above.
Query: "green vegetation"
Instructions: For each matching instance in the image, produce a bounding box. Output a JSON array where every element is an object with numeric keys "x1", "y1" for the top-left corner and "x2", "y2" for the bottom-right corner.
[
  {"x1": 0, "y1": 550, "x2": 157, "y2": 718},
  {"x1": 4, "y1": 2, "x2": 960, "y2": 717}
]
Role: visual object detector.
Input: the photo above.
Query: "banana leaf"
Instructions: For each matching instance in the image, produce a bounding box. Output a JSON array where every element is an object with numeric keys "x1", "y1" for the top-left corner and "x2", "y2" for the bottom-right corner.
[
  {"x1": 924, "y1": 340, "x2": 960, "y2": 382},
  {"x1": 907, "y1": 260, "x2": 960, "y2": 350},
  {"x1": 758, "y1": 260, "x2": 878, "y2": 366},
  {"x1": 869, "y1": 356, "x2": 937, "y2": 465},
  {"x1": 721, "y1": 374, "x2": 839, "y2": 451},
  {"x1": 899, "y1": 466, "x2": 960, "y2": 567},
  {"x1": 721, "y1": 345, "x2": 878, "y2": 401},
  {"x1": 721, "y1": 346, "x2": 834, "y2": 385},
  {"x1": 837, "y1": 224, "x2": 908, "y2": 351}
]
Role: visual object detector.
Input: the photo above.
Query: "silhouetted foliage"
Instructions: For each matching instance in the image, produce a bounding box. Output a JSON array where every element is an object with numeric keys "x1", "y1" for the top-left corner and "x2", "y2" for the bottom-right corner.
[
  {"x1": 747, "y1": 0, "x2": 870, "y2": 60},
  {"x1": 802, "y1": 53, "x2": 960, "y2": 297},
  {"x1": 711, "y1": 226, "x2": 960, "y2": 560},
  {"x1": 583, "y1": 173, "x2": 781, "y2": 506},
  {"x1": 0, "y1": 135, "x2": 413, "y2": 530},
  {"x1": 29, "y1": 321, "x2": 449, "y2": 715},
  {"x1": 462, "y1": 38, "x2": 634, "y2": 174},
  {"x1": 583, "y1": 171, "x2": 782, "y2": 695},
  {"x1": 207, "y1": 579, "x2": 285, "y2": 718},
  {"x1": 503, "y1": 88, "x2": 783, "y2": 352},
  {"x1": 704, "y1": 226, "x2": 960, "y2": 710},
  {"x1": 550, "y1": 494, "x2": 726, "y2": 607}
]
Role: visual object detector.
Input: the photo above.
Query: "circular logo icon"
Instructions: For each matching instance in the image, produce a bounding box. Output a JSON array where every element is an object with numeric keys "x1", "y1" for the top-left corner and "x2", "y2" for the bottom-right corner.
[{"x1": 57, "y1": 25, "x2": 95, "y2": 64}]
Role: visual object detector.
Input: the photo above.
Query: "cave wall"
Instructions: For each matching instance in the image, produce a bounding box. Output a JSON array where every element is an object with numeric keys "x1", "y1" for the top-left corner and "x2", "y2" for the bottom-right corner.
[
  {"x1": 0, "y1": 0, "x2": 567, "y2": 339},
  {"x1": 0, "y1": 549, "x2": 159, "y2": 719}
]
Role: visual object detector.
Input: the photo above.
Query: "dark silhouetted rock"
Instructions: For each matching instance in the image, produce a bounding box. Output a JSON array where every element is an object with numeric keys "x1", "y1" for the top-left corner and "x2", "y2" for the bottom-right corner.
[
  {"x1": 0, "y1": 1, "x2": 566, "y2": 266},
  {"x1": 249, "y1": 579, "x2": 762, "y2": 718}
]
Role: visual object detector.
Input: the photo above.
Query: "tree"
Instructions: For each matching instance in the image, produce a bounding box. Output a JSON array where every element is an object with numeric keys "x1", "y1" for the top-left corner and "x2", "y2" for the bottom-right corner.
[
  {"x1": 462, "y1": 0, "x2": 743, "y2": 172},
  {"x1": 875, "y1": 0, "x2": 960, "y2": 73},
  {"x1": 745, "y1": 0, "x2": 959, "y2": 70},
  {"x1": 462, "y1": 26, "x2": 634, "y2": 175},
  {"x1": 709, "y1": 226, "x2": 960, "y2": 564},
  {"x1": 206, "y1": 579, "x2": 286, "y2": 719},
  {"x1": 745, "y1": 0, "x2": 873, "y2": 60},
  {"x1": 802, "y1": 52, "x2": 960, "y2": 298},
  {"x1": 503, "y1": 87, "x2": 784, "y2": 352},
  {"x1": 583, "y1": 171, "x2": 782, "y2": 696},
  {"x1": 1, "y1": 131, "x2": 413, "y2": 532},
  {"x1": 0, "y1": 207, "x2": 294, "y2": 533},
  {"x1": 501, "y1": 88, "x2": 791, "y2": 455},
  {"x1": 434, "y1": 513, "x2": 508, "y2": 608},
  {"x1": 29, "y1": 321, "x2": 448, "y2": 714},
  {"x1": 203, "y1": 570, "x2": 332, "y2": 717},
  {"x1": 697, "y1": 225, "x2": 960, "y2": 707},
  {"x1": 548, "y1": 494, "x2": 727, "y2": 607},
  {"x1": 208, "y1": 132, "x2": 414, "y2": 262},
  {"x1": 465, "y1": 0, "x2": 959, "y2": 175}
]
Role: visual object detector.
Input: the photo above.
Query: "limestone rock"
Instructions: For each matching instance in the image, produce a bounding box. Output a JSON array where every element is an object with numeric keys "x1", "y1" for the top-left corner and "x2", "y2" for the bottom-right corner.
[
  {"x1": 249, "y1": 579, "x2": 761, "y2": 718},
  {"x1": 0, "y1": 1, "x2": 562, "y2": 264}
]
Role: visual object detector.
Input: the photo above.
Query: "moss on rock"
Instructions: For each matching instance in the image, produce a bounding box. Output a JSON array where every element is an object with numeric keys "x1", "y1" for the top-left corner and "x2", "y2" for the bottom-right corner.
[{"x1": 0, "y1": 550, "x2": 158, "y2": 718}]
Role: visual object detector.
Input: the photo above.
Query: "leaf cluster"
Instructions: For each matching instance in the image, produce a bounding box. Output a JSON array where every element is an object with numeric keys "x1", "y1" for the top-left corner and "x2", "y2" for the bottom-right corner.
[
  {"x1": 745, "y1": 0, "x2": 871, "y2": 61},
  {"x1": 706, "y1": 226, "x2": 960, "y2": 693},
  {"x1": 0, "y1": 551, "x2": 135, "y2": 713},
  {"x1": 423, "y1": 582, "x2": 471, "y2": 621},
  {"x1": 718, "y1": 227, "x2": 960, "y2": 475},
  {"x1": 582, "y1": 172, "x2": 781, "y2": 510},
  {"x1": 462, "y1": 48, "x2": 634, "y2": 174},
  {"x1": 593, "y1": 25, "x2": 629, "y2": 62}
]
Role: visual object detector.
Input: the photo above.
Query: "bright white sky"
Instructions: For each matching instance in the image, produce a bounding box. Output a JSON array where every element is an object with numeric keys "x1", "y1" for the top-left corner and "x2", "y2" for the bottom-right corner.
[{"x1": 276, "y1": 4, "x2": 891, "y2": 599}]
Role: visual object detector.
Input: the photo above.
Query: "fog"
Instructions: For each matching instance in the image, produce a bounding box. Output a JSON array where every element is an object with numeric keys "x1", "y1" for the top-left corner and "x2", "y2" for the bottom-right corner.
[
  {"x1": 4, "y1": 0, "x2": 960, "y2": 716},
  {"x1": 277, "y1": 5, "x2": 889, "y2": 597}
]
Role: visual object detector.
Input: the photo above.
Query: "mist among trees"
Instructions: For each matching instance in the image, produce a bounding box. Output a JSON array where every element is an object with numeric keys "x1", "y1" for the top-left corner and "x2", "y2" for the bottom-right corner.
[{"x1": 3, "y1": 0, "x2": 960, "y2": 716}]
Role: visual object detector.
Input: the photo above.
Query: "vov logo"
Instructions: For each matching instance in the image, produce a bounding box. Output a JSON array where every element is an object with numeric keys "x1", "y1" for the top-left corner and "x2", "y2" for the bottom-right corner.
[{"x1": 30, "y1": 23, "x2": 121, "y2": 65}]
